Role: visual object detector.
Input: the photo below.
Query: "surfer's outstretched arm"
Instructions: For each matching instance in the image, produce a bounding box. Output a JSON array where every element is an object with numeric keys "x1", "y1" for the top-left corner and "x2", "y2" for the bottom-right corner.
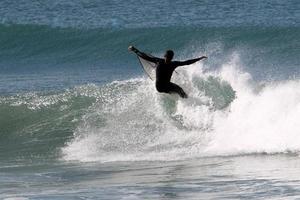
[
  {"x1": 175, "y1": 56, "x2": 207, "y2": 67},
  {"x1": 128, "y1": 46, "x2": 161, "y2": 63}
]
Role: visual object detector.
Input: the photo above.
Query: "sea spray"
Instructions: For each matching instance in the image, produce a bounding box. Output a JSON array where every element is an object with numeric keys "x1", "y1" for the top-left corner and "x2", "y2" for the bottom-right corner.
[{"x1": 62, "y1": 54, "x2": 300, "y2": 163}]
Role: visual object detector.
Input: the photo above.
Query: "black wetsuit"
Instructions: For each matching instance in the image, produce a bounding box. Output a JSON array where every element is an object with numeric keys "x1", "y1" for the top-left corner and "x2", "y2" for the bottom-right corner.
[{"x1": 136, "y1": 51, "x2": 201, "y2": 98}]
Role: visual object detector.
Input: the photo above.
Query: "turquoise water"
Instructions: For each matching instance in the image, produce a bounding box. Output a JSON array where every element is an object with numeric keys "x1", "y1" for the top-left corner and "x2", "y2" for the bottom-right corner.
[{"x1": 1, "y1": 0, "x2": 300, "y2": 199}]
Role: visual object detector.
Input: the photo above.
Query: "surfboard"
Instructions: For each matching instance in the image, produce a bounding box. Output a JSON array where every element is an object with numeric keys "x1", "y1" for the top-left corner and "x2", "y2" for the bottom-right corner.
[{"x1": 137, "y1": 54, "x2": 157, "y2": 80}]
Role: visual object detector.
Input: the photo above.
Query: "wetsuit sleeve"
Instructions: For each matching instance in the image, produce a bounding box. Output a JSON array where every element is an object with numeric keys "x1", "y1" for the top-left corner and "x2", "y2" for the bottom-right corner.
[
  {"x1": 173, "y1": 58, "x2": 202, "y2": 67},
  {"x1": 134, "y1": 49, "x2": 161, "y2": 63}
]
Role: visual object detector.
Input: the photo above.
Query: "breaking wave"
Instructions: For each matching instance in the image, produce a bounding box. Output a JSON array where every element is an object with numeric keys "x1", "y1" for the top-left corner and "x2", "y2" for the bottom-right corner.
[{"x1": 58, "y1": 54, "x2": 300, "y2": 162}]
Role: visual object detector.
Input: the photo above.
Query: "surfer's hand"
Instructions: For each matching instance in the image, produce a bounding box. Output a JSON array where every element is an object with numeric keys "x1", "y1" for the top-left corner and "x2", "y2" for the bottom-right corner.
[
  {"x1": 200, "y1": 56, "x2": 207, "y2": 59},
  {"x1": 128, "y1": 46, "x2": 137, "y2": 52},
  {"x1": 128, "y1": 45, "x2": 133, "y2": 51}
]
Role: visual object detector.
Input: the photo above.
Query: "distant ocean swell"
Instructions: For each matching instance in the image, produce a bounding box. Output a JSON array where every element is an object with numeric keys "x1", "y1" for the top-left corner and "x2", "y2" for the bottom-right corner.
[{"x1": 0, "y1": 24, "x2": 299, "y2": 75}]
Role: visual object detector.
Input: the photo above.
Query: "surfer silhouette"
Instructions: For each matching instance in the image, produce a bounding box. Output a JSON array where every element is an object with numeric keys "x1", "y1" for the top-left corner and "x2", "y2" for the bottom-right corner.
[{"x1": 128, "y1": 46, "x2": 207, "y2": 98}]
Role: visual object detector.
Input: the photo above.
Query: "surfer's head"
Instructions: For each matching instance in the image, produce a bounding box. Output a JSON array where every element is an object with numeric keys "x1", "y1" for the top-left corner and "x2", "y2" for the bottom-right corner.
[{"x1": 164, "y1": 50, "x2": 174, "y2": 62}]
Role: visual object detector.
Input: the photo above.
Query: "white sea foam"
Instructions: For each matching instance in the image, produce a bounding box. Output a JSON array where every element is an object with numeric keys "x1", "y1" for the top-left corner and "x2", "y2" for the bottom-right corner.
[{"x1": 62, "y1": 54, "x2": 300, "y2": 162}]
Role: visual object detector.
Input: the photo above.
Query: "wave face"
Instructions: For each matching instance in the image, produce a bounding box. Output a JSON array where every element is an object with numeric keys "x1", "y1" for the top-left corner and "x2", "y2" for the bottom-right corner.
[{"x1": 0, "y1": 86, "x2": 95, "y2": 161}]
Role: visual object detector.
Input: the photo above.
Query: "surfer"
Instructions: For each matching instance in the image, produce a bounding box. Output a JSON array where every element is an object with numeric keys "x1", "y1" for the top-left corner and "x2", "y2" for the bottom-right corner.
[{"x1": 128, "y1": 46, "x2": 207, "y2": 98}]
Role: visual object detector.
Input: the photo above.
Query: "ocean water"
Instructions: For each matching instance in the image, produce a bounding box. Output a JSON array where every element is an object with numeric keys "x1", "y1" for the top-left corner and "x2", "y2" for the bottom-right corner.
[{"x1": 1, "y1": 0, "x2": 300, "y2": 199}]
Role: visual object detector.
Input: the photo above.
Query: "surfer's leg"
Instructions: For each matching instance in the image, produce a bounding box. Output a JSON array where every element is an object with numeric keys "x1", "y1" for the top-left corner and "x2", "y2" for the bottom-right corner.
[{"x1": 168, "y1": 82, "x2": 188, "y2": 98}]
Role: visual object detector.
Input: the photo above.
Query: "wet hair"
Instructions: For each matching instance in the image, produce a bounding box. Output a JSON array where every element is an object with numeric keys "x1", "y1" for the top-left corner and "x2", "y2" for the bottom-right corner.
[{"x1": 165, "y1": 50, "x2": 174, "y2": 60}]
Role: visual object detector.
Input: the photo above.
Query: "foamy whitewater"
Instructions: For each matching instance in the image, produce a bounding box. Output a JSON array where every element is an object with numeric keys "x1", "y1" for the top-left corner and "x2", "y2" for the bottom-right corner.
[
  {"x1": 61, "y1": 54, "x2": 300, "y2": 163},
  {"x1": 1, "y1": 0, "x2": 300, "y2": 199}
]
